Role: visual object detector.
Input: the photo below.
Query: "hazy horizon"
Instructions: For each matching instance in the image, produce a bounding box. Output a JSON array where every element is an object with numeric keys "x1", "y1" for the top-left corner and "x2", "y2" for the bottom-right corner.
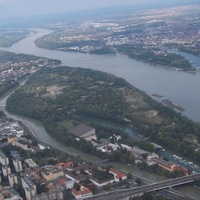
[{"x1": 0, "y1": 0, "x2": 199, "y2": 20}]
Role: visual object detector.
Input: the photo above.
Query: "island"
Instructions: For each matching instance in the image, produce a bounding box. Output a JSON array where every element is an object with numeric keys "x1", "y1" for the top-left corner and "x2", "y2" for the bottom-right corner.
[
  {"x1": 0, "y1": 29, "x2": 33, "y2": 47},
  {"x1": 5, "y1": 61, "x2": 200, "y2": 168},
  {"x1": 1, "y1": 48, "x2": 200, "y2": 200}
]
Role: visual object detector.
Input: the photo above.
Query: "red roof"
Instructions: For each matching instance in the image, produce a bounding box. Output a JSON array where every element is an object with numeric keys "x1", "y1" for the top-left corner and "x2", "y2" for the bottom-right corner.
[
  {"x1": 173, "y1": 165, "x2": 188, "y2": 175},
  {"x1": 57, "y1": 178, "x2": 68, "y2": 185},
  {"x1": 151, "y1": 158, "x2": 175, "y2": 170},
  {"x1": 109, "y1": 168, "x2": 126, "y2": 179},
  {"x1": 56, "y1": 161, "x2": 73, "y2": 169},
  {"x1": 72, "y1": 186, "x2": 92, "y2": 196}
]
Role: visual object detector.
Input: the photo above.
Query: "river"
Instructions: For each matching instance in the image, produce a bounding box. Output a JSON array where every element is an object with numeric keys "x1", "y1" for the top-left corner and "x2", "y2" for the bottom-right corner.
[
  {"x1": 1, "y1": 28, "x2": 200, "y2": 198},
  {"x1": 1, "y1": 28, "x2": 200, "y2": 122}
]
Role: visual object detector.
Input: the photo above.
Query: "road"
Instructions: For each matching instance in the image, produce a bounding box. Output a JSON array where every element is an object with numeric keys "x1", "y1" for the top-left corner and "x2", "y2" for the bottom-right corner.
[{"x1": 86, "y1": 174, "x2": 200, "y2": 200}]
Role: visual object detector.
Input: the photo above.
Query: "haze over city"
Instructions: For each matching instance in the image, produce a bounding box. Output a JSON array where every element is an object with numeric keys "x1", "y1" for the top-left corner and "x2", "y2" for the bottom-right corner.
[
  {"x1": 1, "y1": 0, "x2": 200, "y2": 199},
  {"x1": 0, "y1": 0, "x2": 199, "y2": 19}
]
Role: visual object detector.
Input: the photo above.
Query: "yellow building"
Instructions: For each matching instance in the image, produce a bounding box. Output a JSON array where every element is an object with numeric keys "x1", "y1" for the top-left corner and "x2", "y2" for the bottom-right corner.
[
  {"x1": 151, "y1": 158, "x2": 176, "y2": 172},
  {"x1": 41, "y1": 165, "x2": 64, "y2": 181}
]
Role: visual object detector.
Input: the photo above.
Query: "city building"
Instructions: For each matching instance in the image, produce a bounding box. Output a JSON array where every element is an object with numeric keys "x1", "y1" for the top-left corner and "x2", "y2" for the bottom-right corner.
[
  {"x1": 72, "y1": 185, "x2": 93, "y2": 200},
  {"x1": 33, "y1": 190, "x2": 64, "y2": 200},
  {"x1": 41, "y1": 165, "x2": 64, "y2": 181},
  {"x1": 0, "y1": 186, "x2": 22, "y2": 200},
  {"x1": 69, "y1": 124, "x2": 96, "y2": 141},
  {"x1": 109, "y1": 168, "x2": 127, "y2": 181},
  {"x1": 2, "y1": 165, "x2": 11, "y2": 177},
  {"x1": 13, "y1": 158, "x2": 23, "y2": 172},
  {"x1": 12, "y1": 139, "x2": 28, "y2": 150},
  {"x1": 24, "y1": 158, "x2": 38, "y2": 168},
  {"x1": 8, "y1": 174, "x2": 18, "y2": 187},
  {"x1": 151, "y1": 157, "x2": 188, "y2": 175},
  {"x1": 21, "y1": 177, "x2": 37, "y2": 200},
  {"x1": 0, "y1": 149, "x2": 9, "y2": 165},
  {"x1": 56, "y1": 161, "x2": 74, "y2": 170}
]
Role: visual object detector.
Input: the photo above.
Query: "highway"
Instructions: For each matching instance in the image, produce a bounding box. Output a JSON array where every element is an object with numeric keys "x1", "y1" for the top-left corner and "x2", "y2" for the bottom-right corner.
[{"x1": 86, "y1": 173, "x2": 200, "y2": 200}]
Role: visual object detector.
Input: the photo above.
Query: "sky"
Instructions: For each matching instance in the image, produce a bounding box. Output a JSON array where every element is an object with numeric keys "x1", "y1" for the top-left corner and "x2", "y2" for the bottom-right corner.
[{"x1": 0, "y1": 0, "x2": 199, "y2": 19}]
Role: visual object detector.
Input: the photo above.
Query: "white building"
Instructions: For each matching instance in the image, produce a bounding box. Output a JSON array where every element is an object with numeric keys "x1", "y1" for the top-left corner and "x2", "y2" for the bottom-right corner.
[
  {"x1": 108, "y1": 143, "x2": 120, "y2": 151},
  {"x1": 13, "y1": 158, "x2": 22, "y2": 172},
  {"x1": 21, "y1": 177, "x2": 37, "y2": 200},
  {"x1": 2, "y1": 165, "x2": 11, "y2": 177},
  {"x1": 24, "y1": 158, "x2": 37, "y2": 168},
  {"x1": 12, "y1": 140, "x2": 28, "y2": 150},
  {"x1": 0, "y1": 150, "x2": 9, "y2": 165},
  {"x1": 8, "y1": 174, "x2": 18, "y2": 187},
  {"x1": 65, "y1": 180, "x2": 75, "y2": 189},
  {"x1": 121, "y1": 144, "x2": 133, "y2": 151}
]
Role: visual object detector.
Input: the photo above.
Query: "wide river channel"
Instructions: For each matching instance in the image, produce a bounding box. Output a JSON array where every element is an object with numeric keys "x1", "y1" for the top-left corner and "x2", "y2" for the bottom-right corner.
[{"x1": 1, "y1": 28, "x2": 200, "y2": 198}]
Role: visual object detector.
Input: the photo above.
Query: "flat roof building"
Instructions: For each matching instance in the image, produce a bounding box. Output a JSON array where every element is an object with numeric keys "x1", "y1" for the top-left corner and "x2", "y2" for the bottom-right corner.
[
  {"x1": 69, "y1": 124, "x2": 96, "y2": 141},
  {"x1": 0, "y1": 150, "x2": 9, "y2": 165}
]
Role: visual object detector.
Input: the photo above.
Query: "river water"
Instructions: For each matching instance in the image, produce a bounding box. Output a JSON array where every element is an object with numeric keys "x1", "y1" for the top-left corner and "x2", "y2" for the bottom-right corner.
[
  {"x1": 1, "y1": 29, "x2": 200, "y2": 122},
  {"x1": 1, "y1": 28, "x2": 200, "y2": 198}
]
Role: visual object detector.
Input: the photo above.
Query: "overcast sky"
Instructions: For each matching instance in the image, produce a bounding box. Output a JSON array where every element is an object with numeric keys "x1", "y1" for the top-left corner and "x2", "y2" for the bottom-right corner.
[{"x1": 0, "y1": 0, "x2": 199, "y2": 19}]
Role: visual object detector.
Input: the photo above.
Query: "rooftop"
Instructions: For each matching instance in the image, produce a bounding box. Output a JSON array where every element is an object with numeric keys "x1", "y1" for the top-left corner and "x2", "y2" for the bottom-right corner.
[{"x1": 69, "y1": 124, "x2": 95, "y2": 137}]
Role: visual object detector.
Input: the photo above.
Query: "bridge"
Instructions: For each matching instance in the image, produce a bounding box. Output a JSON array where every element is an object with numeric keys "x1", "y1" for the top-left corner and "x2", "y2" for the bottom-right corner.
[{"x1": 86, "y1": 173, "x2": 200, "y2": 200}]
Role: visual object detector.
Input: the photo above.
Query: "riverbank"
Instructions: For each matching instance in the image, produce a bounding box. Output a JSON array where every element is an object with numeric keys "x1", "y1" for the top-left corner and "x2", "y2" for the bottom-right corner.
[
  {"x1": 1, "y1": 28, "x2": 200, "y2": 198},
  {"x1": 2, "y1": 28, "x2": 200, "y2": 122}
]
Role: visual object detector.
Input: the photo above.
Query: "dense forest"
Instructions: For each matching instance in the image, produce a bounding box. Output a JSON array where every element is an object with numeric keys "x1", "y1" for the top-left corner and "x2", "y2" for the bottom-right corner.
[
  {"x1": 6, "y1": 66, "x2": 200, "y2": 163},
  {"x1": 116, "y1": 45, "x2": 195, "y2": 71}
]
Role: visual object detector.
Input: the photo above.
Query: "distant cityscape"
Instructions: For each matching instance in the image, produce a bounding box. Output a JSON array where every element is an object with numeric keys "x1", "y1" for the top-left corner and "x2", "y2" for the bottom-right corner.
[{"x1": 1, "y1": 3, "x2": 200, "y2": 200}]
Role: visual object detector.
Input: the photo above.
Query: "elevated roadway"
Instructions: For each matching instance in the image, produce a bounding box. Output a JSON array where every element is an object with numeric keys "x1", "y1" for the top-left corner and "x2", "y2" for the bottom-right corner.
[{"x1": 86, "y1": 173, "x2": 200, "y2": 200}]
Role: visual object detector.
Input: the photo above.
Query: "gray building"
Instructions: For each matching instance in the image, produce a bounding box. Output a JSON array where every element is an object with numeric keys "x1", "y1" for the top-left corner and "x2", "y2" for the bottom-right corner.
[
  {"x1": 21, "y1": 177, "x2": 37, "y2": 200},
  {"x1": 0, "y1": 150, "x2": 9, "y2": 166},
  {"x1": 69, "y1": 124, "x2": 96, "y2": 141}
]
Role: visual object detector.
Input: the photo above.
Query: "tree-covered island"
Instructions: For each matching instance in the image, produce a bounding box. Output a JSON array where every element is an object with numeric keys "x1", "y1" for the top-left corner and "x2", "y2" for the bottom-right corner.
[
  {"x1": 0, "y1": 29, "x2": 33, "y2": 47},
  {"x1": 35, "y1": 32, "x2": 194, "y2": 71},
  {"x1": 5, "y1": 65, "x2": 200, "y2": 167}
]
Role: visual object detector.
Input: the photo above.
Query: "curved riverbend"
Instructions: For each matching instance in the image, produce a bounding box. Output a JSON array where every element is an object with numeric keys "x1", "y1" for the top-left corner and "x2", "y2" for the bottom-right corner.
[
  {"x1": 1, "y1": 28, "x2": 200, "y2": 122},
  {"x1": 1, "y1": 29, "x2": 200, "y2": 198}
]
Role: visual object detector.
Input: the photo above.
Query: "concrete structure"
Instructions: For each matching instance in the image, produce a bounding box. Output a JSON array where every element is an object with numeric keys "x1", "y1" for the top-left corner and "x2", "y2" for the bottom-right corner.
[
  {"x1": 108, "y1": 143, "x2": 120, "y2": 151},
  {"x1": 12, "y1": 139, "x2": 28, "y2": 150},
  {"x1": 0, "y1": 186, "x2": 22, "y2": 200},
  {"x1": 0, "y1": 149, "x2": 9, "y2": 165},
  {"x1": 41, "y1": 165, "x2": 64, "y2": 181},
  {"x1": 151, "y1": 157, "x2": 188, "y2": 175},
  {"x1": 65, "y1": 180, "x2": 75, "y2": 189},
  {"x1": 13, "y1": 158, "x2": 22, "y2": 172},
  {"x1": 151, "y1": 142, "x2": 165, "y2": 151},
  {"x1": 24, "y1": 158, "x2": 38, "y2": 168},
  {"x1": 13, "y1": 126, "x2": 24, "y2": 137},
  {"x1": 21, "y1": 177, "x2": 37, "y2": 200},
  {"x1": 2, "y1": 165, "x2": 11, "y2": 177},
  {"x1": 56, "y1": 161, "x2": 74, "y2": 170},
  {"x1": 132, "y1": 147, "x2": 149, "y2": 156},
  {"x1": 72, "y1": 185, "x2": 93, "y2": 199},
  {"x1": 109, "y1": 168, "x2": 127, "y2": 181},
  {"x1": 69, "y1": 124, "x2": 96, "y2": 141},
  {"x1": 151, "y1": 158, "x2": 176, "y2": 172},
  {"x1": 121, "y1": 144, "x2": 132, "y2": 151},
  {"x1": 147, "y1": 153, "x2": 159, "y2": 161},
  {"x1": 33, "y1": 190, "x2": 64, "y2": 200},
  {"x1": 8, "y1": 174, "x2": 18, "y2": 187},
  {"x1": 89, "y1": 177, "x2": 115, "y2": 187}
]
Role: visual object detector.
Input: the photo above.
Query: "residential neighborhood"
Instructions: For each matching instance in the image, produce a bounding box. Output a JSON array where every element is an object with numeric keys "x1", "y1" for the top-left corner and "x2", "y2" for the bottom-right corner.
[{"x1": 0, "y1": 114, "x2": 190, "y2": 200}]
